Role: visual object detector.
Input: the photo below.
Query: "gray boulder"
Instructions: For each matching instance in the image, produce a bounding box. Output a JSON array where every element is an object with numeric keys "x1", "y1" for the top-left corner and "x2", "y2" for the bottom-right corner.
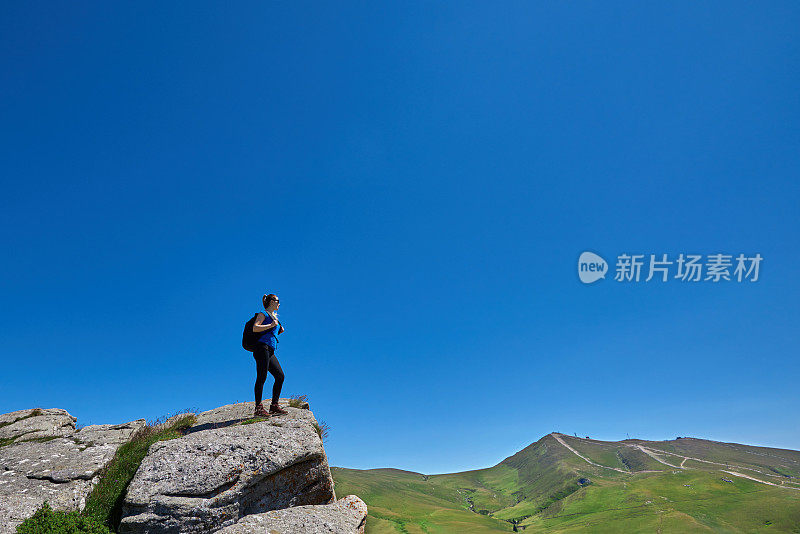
[
  {"x1": 216, "y1": 494, "x2": 368, "y2": 534},
  {"x1": 74, "y1": 420, "x2": 148, "y2": 446},
  {"x1": 0, "y1": 412, "x2": 146, "y2": 534},
  {"x1": 119, "y1": 400, "x2": 335, "y2": 534},
  {"x1": 0, "y1": 408, "x2": 77, "y2": 443}
]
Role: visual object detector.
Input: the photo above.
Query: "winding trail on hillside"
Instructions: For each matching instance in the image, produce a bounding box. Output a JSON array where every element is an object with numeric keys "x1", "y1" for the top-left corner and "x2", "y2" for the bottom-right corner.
[
  {"x1": 721, "y1": 470, "x2": 800, "y2": 490},
  {"x1": 635, "y1": 444, "x2": 791, "y2": 480},
  {"x1": 551, "y1": 433, "x2": 658, "y2": 474},
  {"x1": 635, "y1": 445, "x2": 681, "y2": 469},
  {"x1": 553, "y1": 433, "x2": 800, "y2": 491}
]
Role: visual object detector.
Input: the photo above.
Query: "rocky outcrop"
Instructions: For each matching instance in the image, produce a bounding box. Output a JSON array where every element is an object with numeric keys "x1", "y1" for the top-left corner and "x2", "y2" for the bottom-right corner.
[
  {"x1": 216, "y1": 494, "x2": 368, "y2": 534},
  {"x1": 0, "y1": 408, "x2": 77, "y2": 442},
  {"x1": 118, "y1": 401, "x2": 344, "y2": 533},
  {"x1": 1, "y1": 400, "x2": 366, "y2": 534},
  {"x1": 0, "y1": 410, "x2": 145, "y2": 534}
]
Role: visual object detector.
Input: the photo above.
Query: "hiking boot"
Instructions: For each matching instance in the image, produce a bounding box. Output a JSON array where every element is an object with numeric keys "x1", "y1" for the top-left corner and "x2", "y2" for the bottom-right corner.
[
  {"x1": 269, "y1": 403, "x2": 288, "y2": 416},
  {"x1": 254, "y1": 403, "x2": 270, "y2": 417}
]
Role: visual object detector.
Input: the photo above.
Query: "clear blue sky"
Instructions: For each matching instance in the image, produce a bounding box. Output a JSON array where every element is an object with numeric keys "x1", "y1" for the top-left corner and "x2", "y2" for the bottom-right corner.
[{"x1": 1, "y1": 2, "x2": 798, "y2": 474}]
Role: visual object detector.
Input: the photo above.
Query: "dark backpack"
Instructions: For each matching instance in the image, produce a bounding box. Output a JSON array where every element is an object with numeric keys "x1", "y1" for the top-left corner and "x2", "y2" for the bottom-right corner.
[
  {"x1": 242, "y1": 312, "x2": 281, "y2": 352},
  {"x1": 242, "y1": 313, "x2": 261, "y2": 352}
]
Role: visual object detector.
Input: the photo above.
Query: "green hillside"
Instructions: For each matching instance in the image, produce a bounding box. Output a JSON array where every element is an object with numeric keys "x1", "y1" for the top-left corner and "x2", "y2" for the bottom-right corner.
[{"x1": 331, "y1": 433, "x2": 800, "y2": 533}]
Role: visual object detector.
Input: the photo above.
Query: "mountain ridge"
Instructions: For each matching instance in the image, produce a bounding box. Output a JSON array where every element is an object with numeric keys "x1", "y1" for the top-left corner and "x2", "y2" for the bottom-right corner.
[{"x1": 332, "y1": 432, "x2": 800, "y2": 532}]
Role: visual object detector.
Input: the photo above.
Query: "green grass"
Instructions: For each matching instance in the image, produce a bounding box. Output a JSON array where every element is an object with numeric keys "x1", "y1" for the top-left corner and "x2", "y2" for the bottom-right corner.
[
  {"x1": 313, "y1": 419, "x2": 330, "y2": 442},
  {"x1": 615, "y1": 447, "x2": 666, "y2": 472},
  {"x1": 521, "y1": 469, "x2": 800, "y2": 533},
  {"x1": 333, "y1": 465, "x2": 800, "y2": 533},
  {"x1": 331, "y1": 467, "x2": 515, "y2": 533},
  {"x1": 331, "y1": 433, "x2": 800, "y2": 533},
  {"x1": 237, "y1": 417, "x2": 290, "y2": 429},
  {"x1": 239, "y1": 416, "x2": 271, "y2": 425},
  {"x1": 16, "y1": 501, "x2": 111, "y2": 534},
  {"x1": 80, "y1": 410, "x2": 197, "y2": 532},
  {"x1": 288, "y1": 394, "x2": 309, "y2": 408}
]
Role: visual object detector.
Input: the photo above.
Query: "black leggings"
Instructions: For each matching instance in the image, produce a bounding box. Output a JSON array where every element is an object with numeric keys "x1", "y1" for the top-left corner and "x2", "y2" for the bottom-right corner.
[{"x1": 253, "y1": 343, "x2": 284, "y2": 407}]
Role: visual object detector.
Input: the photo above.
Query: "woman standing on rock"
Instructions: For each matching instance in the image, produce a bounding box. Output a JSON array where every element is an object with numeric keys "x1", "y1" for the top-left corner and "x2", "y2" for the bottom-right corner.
[{"x1": 252, "y1": 293, "x2": 288, "y2": 417}]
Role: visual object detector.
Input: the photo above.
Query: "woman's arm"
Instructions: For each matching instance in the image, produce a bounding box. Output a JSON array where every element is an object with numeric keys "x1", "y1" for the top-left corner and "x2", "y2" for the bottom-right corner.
[{"x1": 252, "y1": 313, "x2": 279, "y2": 333}]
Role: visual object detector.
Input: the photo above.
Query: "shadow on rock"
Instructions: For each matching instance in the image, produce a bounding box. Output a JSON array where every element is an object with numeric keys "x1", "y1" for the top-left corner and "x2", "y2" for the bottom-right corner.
[{"x1": 184, "y1": 419, "x2": 247, "y2": 435}]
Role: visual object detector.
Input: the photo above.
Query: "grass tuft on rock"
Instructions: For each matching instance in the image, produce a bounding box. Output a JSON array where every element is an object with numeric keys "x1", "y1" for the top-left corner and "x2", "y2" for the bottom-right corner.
[
  {"x1": 81, "y1": 409, "x2": 197, "y2": 531},
  {"x1": 16, "y1": 501, "x2": 111, "y2": 534},
  {"x1": 288, "y1": 394, "x2": 308, "y2": 408},
  {"x1": 313, "y1": 419, "x2": 330, "y2": 442},
  {"x1": 239, "y1": 416, "x2": 270, "y2": 425}
]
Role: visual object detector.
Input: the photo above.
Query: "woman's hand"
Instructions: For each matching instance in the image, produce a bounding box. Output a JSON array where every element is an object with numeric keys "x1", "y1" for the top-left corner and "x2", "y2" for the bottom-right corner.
[{"x1": 253, "y1": 313, "x2": 279, "y2": 332}]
